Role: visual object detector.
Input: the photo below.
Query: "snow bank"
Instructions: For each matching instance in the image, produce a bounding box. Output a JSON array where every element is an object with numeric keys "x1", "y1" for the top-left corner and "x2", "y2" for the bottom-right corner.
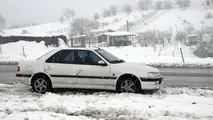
[
  {"x1": 0, "y1": 40, "x2": 69, "y2": 62},
  {"x1": 0, "y1": 83, "x2": 213, "y2": 120}
]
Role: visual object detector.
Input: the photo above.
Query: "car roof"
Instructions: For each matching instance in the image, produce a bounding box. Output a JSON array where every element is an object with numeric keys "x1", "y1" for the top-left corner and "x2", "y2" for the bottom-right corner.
[{"x1": 56, "y1": 47, "x2": 100, "y2": 51}]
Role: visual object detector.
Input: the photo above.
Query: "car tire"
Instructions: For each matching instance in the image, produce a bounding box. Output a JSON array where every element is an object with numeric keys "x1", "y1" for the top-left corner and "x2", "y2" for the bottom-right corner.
[
  {"x1": 32, "y1": 75, "x2": 51, "y2": 94},
  {"x1": 118, "y1": 77, "x2": 141, "y2": 93}
]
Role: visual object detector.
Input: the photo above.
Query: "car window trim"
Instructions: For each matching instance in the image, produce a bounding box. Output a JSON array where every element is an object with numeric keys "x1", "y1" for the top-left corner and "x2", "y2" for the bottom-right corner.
[
  {"x1": 45, "y1": 49, "x2": 108, "y2": 66},
  {"x1": 74, "y1": 50, "x2": 108, "y2": 66},
  {"x1": 45, "y1": 50, "x2": 75, "y2": 64}
]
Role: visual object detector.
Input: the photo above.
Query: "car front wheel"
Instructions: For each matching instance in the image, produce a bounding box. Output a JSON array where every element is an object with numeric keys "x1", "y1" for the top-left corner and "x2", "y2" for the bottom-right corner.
[{"x1": 119, "y1": 78, "x2": 140, "y2": 93}]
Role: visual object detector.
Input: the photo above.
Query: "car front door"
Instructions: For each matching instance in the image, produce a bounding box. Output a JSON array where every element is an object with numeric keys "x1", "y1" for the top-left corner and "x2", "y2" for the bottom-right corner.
[
  {"x1": 75, "y1": 50, "x2": 112, "y2": 89},
  {"x1": 44, "y1": 50, "x2": 77, "y2": 87}
]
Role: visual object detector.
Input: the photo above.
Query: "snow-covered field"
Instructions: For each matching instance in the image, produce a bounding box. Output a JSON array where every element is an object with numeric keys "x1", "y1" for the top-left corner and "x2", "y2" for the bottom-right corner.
[
  {"x1": 0, "y1": 40, "x2": 213, "y2": 68},
  {"x1": 0, "y1": 83, "x2": 213, "y2": 120}
]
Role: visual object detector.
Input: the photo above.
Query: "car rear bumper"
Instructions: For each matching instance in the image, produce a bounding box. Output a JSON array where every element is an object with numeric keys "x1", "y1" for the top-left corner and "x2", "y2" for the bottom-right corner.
[
  {"x1": 140, "y1": 78, "x2": 163, "y2": 90},
  {"x1": 16, "y1": 74, "x2": 31, "y2": 85}
]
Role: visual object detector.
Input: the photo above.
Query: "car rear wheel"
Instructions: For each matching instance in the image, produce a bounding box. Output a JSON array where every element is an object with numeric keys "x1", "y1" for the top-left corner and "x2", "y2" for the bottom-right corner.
[
  {"x1": 119, "y1": 78, "x2": 140, "y2": 93},
  {"x1": 32, "y1": 76, "x2": 50, "y2": 94}
]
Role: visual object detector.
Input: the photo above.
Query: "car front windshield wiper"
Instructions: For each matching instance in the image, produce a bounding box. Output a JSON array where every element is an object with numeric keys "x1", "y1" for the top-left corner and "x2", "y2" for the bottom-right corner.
[{"x1": 110, "y1": 59, "x2": 125, "y2": 64}]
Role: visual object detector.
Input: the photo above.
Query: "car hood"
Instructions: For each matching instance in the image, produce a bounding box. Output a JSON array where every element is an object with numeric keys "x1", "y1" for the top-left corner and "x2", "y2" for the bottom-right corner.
[{"x1": 110, "y1": 62, "x2": 160, "y2": 78}]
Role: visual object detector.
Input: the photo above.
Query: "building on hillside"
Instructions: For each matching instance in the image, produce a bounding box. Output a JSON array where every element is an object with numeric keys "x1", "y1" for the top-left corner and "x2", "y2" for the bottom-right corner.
[
  {"x1": 87, "y1": 29, "x2": 116, "y2": 44},
  {"x1": 97, "y1": 31, "x2": 136, "y2": 47},
  {"x1": 70, "y1": 35, "x2": 86, "y2": 47},
  {"x1": 188, "y1": 34, "x2": 198, "y2": 46},
  {"x1": 203, "y1": 0, "x2": 213, "y2": 9}
]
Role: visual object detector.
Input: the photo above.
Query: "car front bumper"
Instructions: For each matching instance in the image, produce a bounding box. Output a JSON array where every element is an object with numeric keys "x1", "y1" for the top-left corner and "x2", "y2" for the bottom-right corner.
[{"x1": 140, "y1": 77, "x2": 163, "y2": 90}]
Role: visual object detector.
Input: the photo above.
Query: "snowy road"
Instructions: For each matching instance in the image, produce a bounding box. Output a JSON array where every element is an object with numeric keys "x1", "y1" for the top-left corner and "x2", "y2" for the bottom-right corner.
[
  {"x1": 0, "y1": 65, "x2": 213, "y2": 120},
  {"x1": 0, "y1": 65, "x2": 213, "y2": 88}
]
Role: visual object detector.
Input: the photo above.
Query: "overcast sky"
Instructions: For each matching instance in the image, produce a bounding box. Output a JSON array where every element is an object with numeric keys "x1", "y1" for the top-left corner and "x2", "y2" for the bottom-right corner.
[{"x1": 0, "y1": 0, "x2": 134, "y2": 27}]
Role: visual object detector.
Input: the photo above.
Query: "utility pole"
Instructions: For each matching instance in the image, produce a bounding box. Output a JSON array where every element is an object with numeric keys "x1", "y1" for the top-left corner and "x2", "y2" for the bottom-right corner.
[{"x1": 126, "y1": 20, "x2": 129, "y2": 32}]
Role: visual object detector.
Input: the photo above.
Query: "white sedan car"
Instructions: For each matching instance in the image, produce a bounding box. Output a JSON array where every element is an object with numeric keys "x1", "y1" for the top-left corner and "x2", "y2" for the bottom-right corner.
[{"x1": 16, "y1": 48, "x2": 163, "y2": 94}]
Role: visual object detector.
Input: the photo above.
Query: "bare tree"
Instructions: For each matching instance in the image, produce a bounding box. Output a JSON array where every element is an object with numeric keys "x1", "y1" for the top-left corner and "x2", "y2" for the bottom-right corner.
[
  {"x1": 122, "y1": 4, "x2": 132, "y2": 15},
  {"x1": 156, "y1": 0, "x2": 163, "y2": 10},
  {"x1": 63, "y1": 9, "x2": 76, "y2": 20},
  {"x1": 70, "y1": 18, "x2": 100, "y2": 35},
  {"x1": 93, "y1": 13, "x2": 100, "y2": 20},
  {"x1": 102, "y1": 8, "x2": 112, "y2": 17},
  {"x1": 175, "y1": 30, "x2": 187, "y2": 44},
  {"x1": 163, "y1": 30, "x2": 173, "y2": 44},
  {"x1": 137, "y1": 30, "x2": 160, "y2": 50},
  {"x1": 193, "y1": 26, "x2": 213, "y2": 58},
  {"x1": 59, "y1": 16, "x2": 65, "y2": 23},
  {"x1": 110, "y1": 5, "x2": 118, "y2": 15},
  {"x1": 137, "y1": 32, "x2": 151, "y2": 47},
  {"x1": 205, "y1": 13, "x2": 213, "y2": 19},
  {"x1": 0, "y1": 14, "x2": 5, "y2": 32},
  {"x1": 164, "y1": 0, "x2": 173, "y2": 9},
  {"x1": 137, "y1": 0, "x2": 152, "y2": 11}
]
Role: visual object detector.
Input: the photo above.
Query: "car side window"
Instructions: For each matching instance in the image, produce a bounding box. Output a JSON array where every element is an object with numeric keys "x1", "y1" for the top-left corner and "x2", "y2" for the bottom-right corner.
[
  {"x1": 76, "y1": 50, "x2": 102, "y2": 65},
  {"x1": 46, "y1": 50, "x2": 75, "y2": 64}
]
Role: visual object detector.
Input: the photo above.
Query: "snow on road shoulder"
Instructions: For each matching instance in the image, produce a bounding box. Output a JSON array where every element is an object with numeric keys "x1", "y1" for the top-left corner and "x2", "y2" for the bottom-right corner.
[{"x1": 0, "y1": 83, "x2": 213, "y2": 120}]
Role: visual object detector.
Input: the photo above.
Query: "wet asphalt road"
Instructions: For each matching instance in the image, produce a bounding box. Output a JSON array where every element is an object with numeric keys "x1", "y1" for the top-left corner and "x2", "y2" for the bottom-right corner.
[{"x1": 0, "y1": 65, "x2": 213, "y2": 89}]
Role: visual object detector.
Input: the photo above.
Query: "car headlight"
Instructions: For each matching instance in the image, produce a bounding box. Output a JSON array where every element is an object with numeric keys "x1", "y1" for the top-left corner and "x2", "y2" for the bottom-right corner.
[{"x1": 147, "y1": 72, "x2": 162, "y2": 78}]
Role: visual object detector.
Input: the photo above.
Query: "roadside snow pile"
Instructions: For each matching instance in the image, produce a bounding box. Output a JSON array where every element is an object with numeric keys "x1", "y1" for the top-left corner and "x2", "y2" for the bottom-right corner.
[
  {"x1": 0, "y1": 83, "x2": 213, "y2": 120},
  {"x1": 0, "y1": 40, "x2": 69, "y2": 63}
]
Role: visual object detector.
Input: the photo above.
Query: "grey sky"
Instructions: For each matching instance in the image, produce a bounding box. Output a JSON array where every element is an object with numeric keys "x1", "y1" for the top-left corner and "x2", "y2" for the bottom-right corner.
[{"x1": 0, "y1": 0, "x2": 134, "y2": 27}]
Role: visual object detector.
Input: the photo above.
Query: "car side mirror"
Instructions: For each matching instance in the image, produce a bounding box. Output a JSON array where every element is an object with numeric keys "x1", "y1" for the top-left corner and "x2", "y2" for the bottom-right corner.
[{"x1": 98, "y1": 60, "x2": 107, "y2": 66}]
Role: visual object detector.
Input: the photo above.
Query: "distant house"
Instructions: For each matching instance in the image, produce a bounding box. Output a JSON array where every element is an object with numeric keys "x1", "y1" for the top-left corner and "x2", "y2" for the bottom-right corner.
[
  {"x1": 70, "y1": 35, "x2": 86, "y2": 47},
  {"x1": 203, "y1": 0, "x2": 213, "y2": 9},
  {"x1": 87, "y1": 29, "x2": 116, "y2": 44},
  {"x1": 97, "y1": 31, "x2": 136, "y2": 46},
  {"x1": 188, "y1": 34, "x2": 198, "y2": 45}
]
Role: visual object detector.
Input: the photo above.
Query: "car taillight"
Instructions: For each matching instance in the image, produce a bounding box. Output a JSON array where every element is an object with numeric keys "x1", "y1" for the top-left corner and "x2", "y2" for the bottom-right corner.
[{"x1": 17, "y1": 65, "x2": 20, "y2": 72}]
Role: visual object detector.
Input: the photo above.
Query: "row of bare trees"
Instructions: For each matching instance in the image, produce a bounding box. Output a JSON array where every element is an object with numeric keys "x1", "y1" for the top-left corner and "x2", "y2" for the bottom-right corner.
[
  {"x1": 59, "y1": 9, "x2": 76, "y2": 23},
  {"x1": 70, "y1": 18, "x2": 99, "y2": 36},
  {"x1": 97, "y1": 0, "x2": 191, "y2": 19}
]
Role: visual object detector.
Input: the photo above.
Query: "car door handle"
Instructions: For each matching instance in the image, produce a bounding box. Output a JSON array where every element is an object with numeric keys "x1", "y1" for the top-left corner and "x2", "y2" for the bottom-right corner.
[{"x1": 77, "y1": 69, "x2": 83, "y2": 73}]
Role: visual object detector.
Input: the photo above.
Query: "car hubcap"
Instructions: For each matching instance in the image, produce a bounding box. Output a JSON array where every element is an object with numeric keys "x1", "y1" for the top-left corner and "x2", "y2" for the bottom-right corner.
[
  {"x1": 34, "y1": 78, "x2": 47, "y2": 93},
  {"x1": 120, "y1": 80, "x2": 136, "y2": 92}
]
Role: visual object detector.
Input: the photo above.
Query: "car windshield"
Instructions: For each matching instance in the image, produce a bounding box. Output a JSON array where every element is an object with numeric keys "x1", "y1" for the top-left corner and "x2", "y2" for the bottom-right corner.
[{"x1": 95, "y1": 49, "x2": 125, "y2": 64}]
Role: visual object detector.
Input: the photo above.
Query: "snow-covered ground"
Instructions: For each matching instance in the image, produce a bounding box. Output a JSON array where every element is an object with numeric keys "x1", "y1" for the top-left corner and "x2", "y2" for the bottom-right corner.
[
  {"x1": 0, "y1": 83, "x2": 213, "y2": 120},
  {"x1": 103, "y1": 46, "x2": 213, "y2": 68},
  {"x1": 0, "y1": 40, "x2": 69, "y2": 63}
]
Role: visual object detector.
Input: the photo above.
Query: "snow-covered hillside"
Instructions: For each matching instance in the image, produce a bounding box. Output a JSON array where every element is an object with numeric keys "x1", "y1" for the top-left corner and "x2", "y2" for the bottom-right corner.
[
  {"x1": 98, "y1": 0, "x2": 213, "y2": 33},
  {"x1": 4, "y1": 22, "x2": 70, "y2": 36}
]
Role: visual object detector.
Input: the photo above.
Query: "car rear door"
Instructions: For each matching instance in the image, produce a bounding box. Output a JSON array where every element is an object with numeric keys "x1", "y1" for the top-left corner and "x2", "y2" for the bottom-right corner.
[
  {"x1": 44, "y1": 50, "x2": 77, "y2": 87},
  {"x1": 75, "y1": 50, "x2": 112, "y2": 89}
]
